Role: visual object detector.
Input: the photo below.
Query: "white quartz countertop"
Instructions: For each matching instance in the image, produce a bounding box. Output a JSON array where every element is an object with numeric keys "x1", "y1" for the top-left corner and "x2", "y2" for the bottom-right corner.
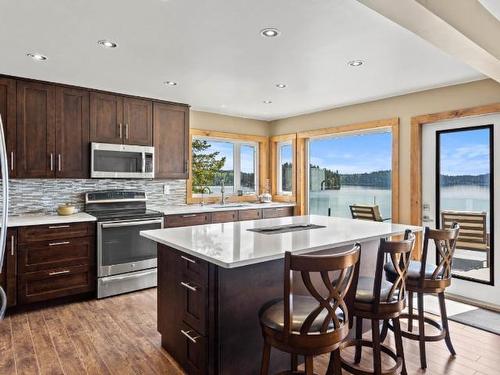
[
  {"x1": 154, "y1": 202, "x2": 295, "y2": 215},
  {"x1": 7, "y1": 212, "x2": 97, "y2": 227},
  {"x1": 141, "y1": 215, "x2": 422, "y2": 269}
]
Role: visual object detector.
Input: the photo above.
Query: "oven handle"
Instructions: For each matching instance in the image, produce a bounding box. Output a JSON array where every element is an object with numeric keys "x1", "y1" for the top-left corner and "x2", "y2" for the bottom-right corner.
[
  {"x1": 101, "y1": 218, "x2": 164, "y2": 229},
  {"x1": 100, "y1": 268, "x2": 157, "y2": 282}
]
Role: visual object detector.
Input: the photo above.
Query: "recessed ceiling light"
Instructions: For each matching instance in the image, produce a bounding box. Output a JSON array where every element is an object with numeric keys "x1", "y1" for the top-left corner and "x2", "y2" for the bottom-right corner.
[
  {"x1": 348, "y1": 60, "x2": 364, "y2": 67},
  {"x1": 275, "y1": 83, "x2": 287, "y2": 89},
  {"x1": 97, "y1": 40, "x2": 118, "y2": 48},
  {"x1": 26, "y1": 53, "x2": 47, "y2": 61},
  {"x1": 263, "y1": 100, "x2": 273, "y2": 104},
  {"x1": 164, "y1": 81, "x2": 178, "y2": 86},
  {"x1": 260, "y1": 28, "x2": 280, "y2": 38}
]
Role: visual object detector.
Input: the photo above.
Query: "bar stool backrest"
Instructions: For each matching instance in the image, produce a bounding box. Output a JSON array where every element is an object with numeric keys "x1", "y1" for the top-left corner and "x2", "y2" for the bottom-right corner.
[
  {"x1": 373, "y1": 230, "x2": 415, "y2": 312},
  {"x1": 420, "y1": 223, "x2": 460, "y2": 283},
  {"x1": 283, "y1": 244, "x2": 361, "y2": 340}
]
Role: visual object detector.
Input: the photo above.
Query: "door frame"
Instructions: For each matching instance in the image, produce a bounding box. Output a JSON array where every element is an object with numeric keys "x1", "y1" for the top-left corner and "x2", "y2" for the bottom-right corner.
[
  {"x1": 434, "y1": 124, "x2": 495, "y2": 285},
  {"x1": 410, "y1": 103, "x2": 500, "y2": 258}
]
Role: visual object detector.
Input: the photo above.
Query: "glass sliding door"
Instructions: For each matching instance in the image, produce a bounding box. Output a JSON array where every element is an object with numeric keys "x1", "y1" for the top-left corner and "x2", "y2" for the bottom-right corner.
[
  {"x1": 436, "y1": 125, "x2": 494, "y2": 284},
  {"x1": 308, "y1": 131, "x2": 392, "y2": 219}
]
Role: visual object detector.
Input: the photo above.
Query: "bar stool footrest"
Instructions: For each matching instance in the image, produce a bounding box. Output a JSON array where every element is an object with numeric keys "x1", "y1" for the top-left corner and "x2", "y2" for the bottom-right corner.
[
  {"x1": 340, "y1": 339, "x2": 402, "y2": 375},
  {"x1": 389, "y1": 313, "x2": 446, "y2": 342}
]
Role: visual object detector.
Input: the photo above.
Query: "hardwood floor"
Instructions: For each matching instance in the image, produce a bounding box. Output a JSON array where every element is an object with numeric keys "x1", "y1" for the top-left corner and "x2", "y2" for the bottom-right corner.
[{"x1": 0, "y1": 288, "x2": 498, "y2": 375}]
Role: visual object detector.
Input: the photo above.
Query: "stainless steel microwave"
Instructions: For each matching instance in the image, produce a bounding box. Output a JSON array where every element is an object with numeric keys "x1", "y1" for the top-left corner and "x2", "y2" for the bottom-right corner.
[{"x1": 91, "y1": 142, "x2": 154, "y2": 179}]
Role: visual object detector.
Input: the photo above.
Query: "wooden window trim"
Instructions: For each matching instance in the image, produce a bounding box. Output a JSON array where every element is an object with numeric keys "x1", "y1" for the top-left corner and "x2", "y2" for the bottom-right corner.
[
  {"x1": 295, "y1": 117, "x2": 400, "y2": 222},
  {"x1": 410, "y1": 103, "x2": 500, "y2": 258},
  {"x1": 187, "y1": 129, "x2": 269, "y2": 204},
  {"x1": 270, "y1": 133, "x2": 297, "y2": 203}
]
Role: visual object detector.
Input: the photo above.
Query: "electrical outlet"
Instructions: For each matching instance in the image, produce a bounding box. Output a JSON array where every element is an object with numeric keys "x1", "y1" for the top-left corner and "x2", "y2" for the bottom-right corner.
[{"x1": 163, "y1": 184, "x2": 170, "y2": 195}]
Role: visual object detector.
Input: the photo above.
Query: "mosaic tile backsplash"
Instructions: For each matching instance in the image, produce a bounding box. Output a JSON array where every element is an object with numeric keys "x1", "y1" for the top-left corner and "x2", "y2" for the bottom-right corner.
[{"x1": 5, "y1": 179, "x2": 187, "y2": 216}]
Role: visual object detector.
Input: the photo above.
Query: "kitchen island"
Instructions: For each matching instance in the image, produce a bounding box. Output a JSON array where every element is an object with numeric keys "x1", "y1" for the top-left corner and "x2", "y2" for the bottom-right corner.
[{"x1": 141, "y1": 215, "x2": 420, "y2": 375}]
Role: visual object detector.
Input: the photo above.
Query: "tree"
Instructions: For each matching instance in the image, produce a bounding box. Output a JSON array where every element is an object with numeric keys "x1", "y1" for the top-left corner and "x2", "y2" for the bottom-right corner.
[{"x1": 191, "y1": 139, "x2": 226, "y2": 193}]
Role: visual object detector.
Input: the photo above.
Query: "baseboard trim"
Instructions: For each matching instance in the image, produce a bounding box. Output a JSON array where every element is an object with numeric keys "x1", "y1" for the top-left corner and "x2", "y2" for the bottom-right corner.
[{"x1": 445, "y1": 292, "x2": 500, "y2": 313}]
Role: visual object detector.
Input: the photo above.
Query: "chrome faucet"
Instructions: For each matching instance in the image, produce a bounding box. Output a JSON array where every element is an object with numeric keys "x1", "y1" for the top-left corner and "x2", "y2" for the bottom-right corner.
[{"x1": 200, "y1": 186, "x2": 210, "y2": 206}]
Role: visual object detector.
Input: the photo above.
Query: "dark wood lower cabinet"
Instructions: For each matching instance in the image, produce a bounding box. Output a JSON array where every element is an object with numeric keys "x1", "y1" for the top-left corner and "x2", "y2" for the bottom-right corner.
[
  {"x1": 18, "y1": 264, "x2": 95, "y2": 304},
  {"x1": 262, "y1": 206, "x2": 294, "y2": 218},
  {"x1": 0, "y1": 229, "x2": 17, "y2": 307},
  {"x1": 16, "y1": 222, "x2": 96, "y2": 306},
  {"x1": 157, "y1": 244, "x2": 289, "y2": 375},
  {"x1": 165, "y1": 213, "x2": 211, "y2": 228}
]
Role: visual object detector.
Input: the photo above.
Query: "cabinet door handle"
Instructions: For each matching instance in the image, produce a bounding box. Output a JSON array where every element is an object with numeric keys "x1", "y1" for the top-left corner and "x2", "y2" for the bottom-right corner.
[
  {"x1": 48, "y1": 225, "x2": 70, "y2": 229},
  {"x1": 180, "y1": 281, "x2": 198, "y2": 292},
  {"x1": 180, "y1": 329, "x2": 200, "y2": 344},
  {"x1": 181, "y1": 255, "x2": 196, "y2": 264},
  {"x1": 119, "y1": 123, "x2": 123, "y2": 139},
  {"x1": 185, "y1": 160, "x2": 188, "y2": 173},
  {"x1": 10, "y1": 235, "x2": 14, "y2": 256},
  {"x1": 10, "y1": 152, "x2": 14, "y2": 171},
  {"x1": 125, "y1": 123, "x2": 129, "y2": 139},
  {"x1": 50, "y1": 153, "x2": 54, "y2": 171},
  {"x1": 49, "y1": 270, "x2": 70, "y2": 276},
  {"x1": 58, "y1": 154, "x2": 62, "y2": 172},
  {"x1": 49, "y1": 241, "x2": 70, "y2": 246}
]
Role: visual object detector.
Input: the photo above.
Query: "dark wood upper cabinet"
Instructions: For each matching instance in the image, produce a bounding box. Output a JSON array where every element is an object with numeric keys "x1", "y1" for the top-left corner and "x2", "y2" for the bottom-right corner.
[
  {"x1": 55, "y1": 87, "x2": 90, "y2": 178},
  {"x1": 153, "y1": 102, "x2": 189, "y2": 179},
  {"x1": 123, "y1": 97, "x2": 152, "y2": 145},
  {"x1": 90, "y1": 93, "x2": 152, "y2": 146},
  {"x1": 16, "y1": 81, "x2": 56, "y2": 178},
  {"x1": 0, "y1": 78, "x2": 16, "y2": 178},
  {"x1": 89, "y1": 92, "x2": 123, "y2": 144}
]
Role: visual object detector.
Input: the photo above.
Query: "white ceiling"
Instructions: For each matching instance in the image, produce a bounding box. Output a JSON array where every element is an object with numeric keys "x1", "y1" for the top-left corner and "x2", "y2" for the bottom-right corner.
[{"x1": 0, "y1": 0, "x2": 483, "y2": 121}]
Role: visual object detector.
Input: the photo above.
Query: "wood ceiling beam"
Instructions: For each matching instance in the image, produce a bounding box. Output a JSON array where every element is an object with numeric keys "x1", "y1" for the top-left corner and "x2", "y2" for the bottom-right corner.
[{"x1": 357, "y1": 0, "x2": 500, "y2": 82}]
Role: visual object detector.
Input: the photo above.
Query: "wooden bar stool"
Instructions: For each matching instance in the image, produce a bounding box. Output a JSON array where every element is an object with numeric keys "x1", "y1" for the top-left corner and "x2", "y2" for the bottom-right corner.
[
  {"x1": 258, "y1": 244, "x2": 361, "y2": 375},
  {"x1": 340, "y1": 230, "x2": 415, "y2": 375},
  {"x1": 382, "y1": 224, "x2": 460, "y2": 369}
]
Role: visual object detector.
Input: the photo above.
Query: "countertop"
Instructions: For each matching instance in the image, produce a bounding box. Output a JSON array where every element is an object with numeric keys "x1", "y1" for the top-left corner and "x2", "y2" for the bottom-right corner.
[
  {"x1": 153, "y1": 201, "x2": 295, "y2": 216},
  {"x1": 4, "y1": 202, "x2": 294, "y2": 227},
  {"x1": 7, "y1": 212, "x2": 97, "y2": 227},
  {"x1": 141, "y1": 215, "x2": 422, "y2": 269}
]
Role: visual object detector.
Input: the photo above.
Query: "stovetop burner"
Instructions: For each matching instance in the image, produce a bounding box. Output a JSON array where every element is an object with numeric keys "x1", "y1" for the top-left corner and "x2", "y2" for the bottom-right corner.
[
  {"x1": 84, "y1": 190, "x2": 163, "y2": 222},
  {"x1": 88, "y1": 208, "x2": 163, "y2": 222}
]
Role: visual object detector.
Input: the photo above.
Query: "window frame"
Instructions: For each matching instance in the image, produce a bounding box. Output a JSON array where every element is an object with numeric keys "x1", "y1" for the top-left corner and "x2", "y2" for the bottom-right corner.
[
  {"x1": 187, "y1": 129, "x2": 269, "y2": 204},
  {"x1": 295, "y1": 118, "x2": 399, "y2": 220},
  {"x1": 270, "y1": 133, "x2": 297, "y2": 203}
]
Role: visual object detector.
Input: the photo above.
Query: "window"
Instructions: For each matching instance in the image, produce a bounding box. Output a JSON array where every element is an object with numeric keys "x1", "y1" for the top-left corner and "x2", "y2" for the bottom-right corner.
[
  {"x1": 191, "y1": 137, "x2": 259, "y2": 196},
  {"x1": 308, "y1": 130, "x2": 393, "y2": 219},
  {"x1": 436, "y1": 125, "x2": 493, "y2": 284},
  {"x1": 277, "y1": 141, "x2": 293, "y2": 195}
]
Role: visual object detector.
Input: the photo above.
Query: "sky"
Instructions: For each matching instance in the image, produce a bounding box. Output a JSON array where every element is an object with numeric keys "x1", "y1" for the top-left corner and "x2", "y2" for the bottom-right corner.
[
  {"x1": 309, "y1": 131, "x2": 392, "y2": 174},
  {"x1": 199, "y1": 140, "x2": 255, "y2": 173},
  {"x1": 439, "y1": 128, "x2": 490, "y2": 176}
]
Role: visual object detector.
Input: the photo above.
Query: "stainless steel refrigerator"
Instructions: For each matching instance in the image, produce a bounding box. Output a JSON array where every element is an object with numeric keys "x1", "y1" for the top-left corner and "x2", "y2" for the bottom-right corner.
[{"x1": 0, "y1": 114, "x2": 10, "y2": 319}]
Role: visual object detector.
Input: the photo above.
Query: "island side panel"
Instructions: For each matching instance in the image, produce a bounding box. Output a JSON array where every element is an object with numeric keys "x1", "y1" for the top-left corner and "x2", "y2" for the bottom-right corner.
[{"x1": 216, "y1": 258, "x2": 289, "y2": 375}]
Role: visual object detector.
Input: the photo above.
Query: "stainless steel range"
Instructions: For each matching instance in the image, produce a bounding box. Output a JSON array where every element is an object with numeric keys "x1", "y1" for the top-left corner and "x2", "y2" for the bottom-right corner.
[{"x1": 85, "y1": 190, "x2": 163, "y2": 298}]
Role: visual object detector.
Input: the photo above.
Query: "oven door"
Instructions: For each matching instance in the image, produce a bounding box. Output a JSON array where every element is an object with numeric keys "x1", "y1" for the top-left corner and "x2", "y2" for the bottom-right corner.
[{"x1": 97, "y1": 218, "x2": 163, "y2": 277}]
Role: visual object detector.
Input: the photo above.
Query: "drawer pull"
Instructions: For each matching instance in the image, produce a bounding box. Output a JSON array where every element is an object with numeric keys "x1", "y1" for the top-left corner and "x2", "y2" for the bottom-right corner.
[
  {"x1": 181, "y1": 214, "x2": 197, "y2": 218},
  {"x1": 48, "y1": 225, "x2": 70, "y2": 229},
  {"x1": 181, "y1": 255, "x2": 196, "y2": 264},
  {"x1": 180, "y1": 281, "x2": 198, "y2": 292},
  {"x1": 11, "y1": 235, "x2": 15, "y2": 256},
  {"x1": 180, "y1": 329, "x2": 200, "y2": 344},
  {"x1": 49, "y1": 241, "x2": 70, "y2": 246},
  {"x1": 49, "y1": 270, "x2": 70, "y2": 276}
]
